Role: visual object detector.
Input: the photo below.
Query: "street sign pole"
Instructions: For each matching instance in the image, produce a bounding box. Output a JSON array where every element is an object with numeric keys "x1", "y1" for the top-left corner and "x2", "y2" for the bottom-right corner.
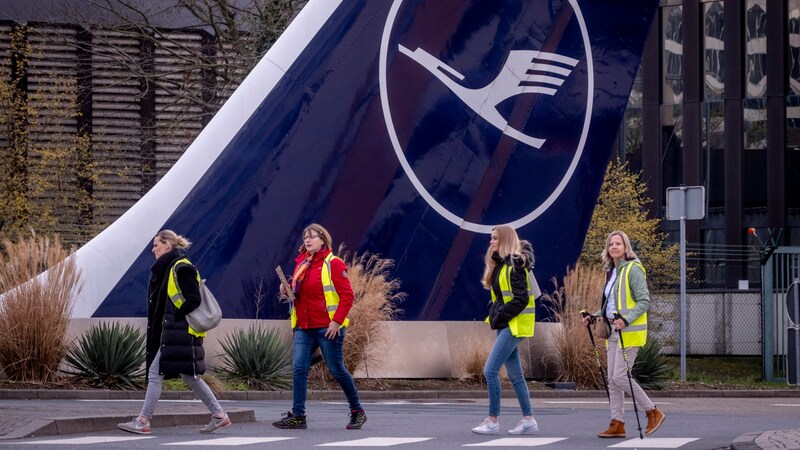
[
  {"x1": 680, "y1": 214, "x2": 687, "y2": 381},
  {"x1": 666, "y1": 186, "x2": 705, "y2": 382}
]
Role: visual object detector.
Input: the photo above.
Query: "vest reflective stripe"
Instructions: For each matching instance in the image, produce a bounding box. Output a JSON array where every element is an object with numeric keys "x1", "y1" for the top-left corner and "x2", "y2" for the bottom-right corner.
[
  {"x1": 168, "y1": 258, "x2": 206, "y2": 338},
  {"x1": 290, "y1": 253, "x2": 350, "y2": 328},
  {"x1": 488, "y1": 263, "x2": 536, "y2": 338},
  {"x1": 615, "y1": 261, "x2": 647, "y2": 347}
]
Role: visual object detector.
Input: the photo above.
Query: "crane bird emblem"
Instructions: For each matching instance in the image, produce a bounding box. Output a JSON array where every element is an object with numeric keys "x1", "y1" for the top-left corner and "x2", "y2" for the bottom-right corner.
[{"x1": 398, "y1": 45, "x2": 579, "y2": 149}]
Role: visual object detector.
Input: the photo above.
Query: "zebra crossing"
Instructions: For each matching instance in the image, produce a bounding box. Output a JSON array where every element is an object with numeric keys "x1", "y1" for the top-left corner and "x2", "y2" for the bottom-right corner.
[{"x1": 12, "y1": 435, "x2": 700, "y2": 447}]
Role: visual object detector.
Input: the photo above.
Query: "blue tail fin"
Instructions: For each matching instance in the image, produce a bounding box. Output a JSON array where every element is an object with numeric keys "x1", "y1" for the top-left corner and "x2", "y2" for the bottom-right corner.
[{"x1": 68, "y1": 0, "x2": 657, "y2": 321}]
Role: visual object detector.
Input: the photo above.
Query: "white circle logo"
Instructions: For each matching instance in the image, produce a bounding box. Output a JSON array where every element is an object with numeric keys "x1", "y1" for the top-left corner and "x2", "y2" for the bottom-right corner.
[{"x1": 379, "y1": 0, "x2": 594, "y2": 233}]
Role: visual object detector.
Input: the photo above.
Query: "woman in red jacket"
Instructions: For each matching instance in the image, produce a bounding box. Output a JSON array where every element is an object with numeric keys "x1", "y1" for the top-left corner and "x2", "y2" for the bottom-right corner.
[{"x1": 272, "y1": 224, "x2": 366, "y2": 430}]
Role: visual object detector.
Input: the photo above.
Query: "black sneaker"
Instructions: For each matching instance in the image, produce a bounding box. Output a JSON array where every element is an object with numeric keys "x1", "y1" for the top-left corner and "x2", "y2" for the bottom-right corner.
[
  {"x1": 346, "y1": 409, "x2": 367, "y2": 429},
  {"x1": 272, "y1": 411, "x2": 307, "y2": 429}
]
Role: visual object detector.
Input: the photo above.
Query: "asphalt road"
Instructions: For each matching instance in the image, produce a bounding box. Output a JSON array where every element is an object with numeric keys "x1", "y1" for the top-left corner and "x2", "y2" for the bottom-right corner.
[{"x1": 1, "y1": 396, "x2": 798, "y2": 449}]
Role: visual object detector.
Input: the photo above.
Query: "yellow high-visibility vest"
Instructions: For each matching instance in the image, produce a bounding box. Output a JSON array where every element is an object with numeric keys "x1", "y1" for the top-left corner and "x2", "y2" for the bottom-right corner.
[
  {"x1": 168, "y1": 258, "x2": 206, "y2": 338},
  {"x1": 291, "y1": 252, "x2": 351, "y2": 329},
  {"x1": 486, "y1": 263, "x2": 536, "y2": 337},
  {"x1": 615, "y1": 261, "x2": 647, "y2": 347}
]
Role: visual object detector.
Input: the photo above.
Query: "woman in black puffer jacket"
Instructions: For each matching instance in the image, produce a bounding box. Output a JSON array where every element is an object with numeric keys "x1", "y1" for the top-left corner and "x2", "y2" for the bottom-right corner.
[
  {"x1": 117, "y1": 230, "x2": 230, "y2": 436},
  {"x1": 472, "y1": 225, "x2": 540, "y2": 436}
]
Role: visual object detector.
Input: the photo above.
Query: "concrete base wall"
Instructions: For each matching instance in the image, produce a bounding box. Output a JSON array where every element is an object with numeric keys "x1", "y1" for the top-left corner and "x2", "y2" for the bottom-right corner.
[{"x1": 66, "y1": 319, "x2": 562, "y2": 379}]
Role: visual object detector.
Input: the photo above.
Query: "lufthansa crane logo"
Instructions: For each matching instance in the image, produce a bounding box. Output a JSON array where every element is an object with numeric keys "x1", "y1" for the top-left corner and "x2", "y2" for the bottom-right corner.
[
  {"x1": 379, "y1": 0, "x2": 594, "y2": 233},
  {"x1": 397, "y1": 46, "x2": 579, "y2": 149}
]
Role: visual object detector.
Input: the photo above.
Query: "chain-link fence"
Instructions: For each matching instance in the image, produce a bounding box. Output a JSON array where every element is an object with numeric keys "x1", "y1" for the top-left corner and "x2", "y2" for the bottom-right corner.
[{"x1": 650, "y1": 243, "x2": 762, "y2": 356}]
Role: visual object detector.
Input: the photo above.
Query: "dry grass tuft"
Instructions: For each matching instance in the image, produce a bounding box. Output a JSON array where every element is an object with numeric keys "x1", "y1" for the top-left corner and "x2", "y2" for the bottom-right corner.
[
  {"x1": 546, "y1": 263, "x2": 607, "y2": 389},
  {"x1": 310, "y1": 248, "x2": 404, "y2": 384},
  {"x1": 201, "y1": 372, "x2": 225, "y2": 398},
  {"x1": 0, "y1": 232, "x2": 80, "y2": 382},
  {"x1": 453, "y1": 334, "x2": 495, "y2": 386}
]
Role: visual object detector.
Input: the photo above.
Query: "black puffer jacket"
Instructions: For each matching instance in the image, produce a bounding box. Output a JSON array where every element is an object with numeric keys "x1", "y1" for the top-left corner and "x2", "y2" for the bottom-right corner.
[
  {"x1": 146, "y1": 248, "x2": 205, "y2": 380},
  {"x1": 487, "y1": 240, "x2": 535, "y2": 330}
]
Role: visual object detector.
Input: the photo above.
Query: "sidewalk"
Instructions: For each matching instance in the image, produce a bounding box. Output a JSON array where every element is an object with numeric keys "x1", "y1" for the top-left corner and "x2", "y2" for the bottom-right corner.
[{"x1": 1, "y1": 388, "x2": 799, "y2": 448}]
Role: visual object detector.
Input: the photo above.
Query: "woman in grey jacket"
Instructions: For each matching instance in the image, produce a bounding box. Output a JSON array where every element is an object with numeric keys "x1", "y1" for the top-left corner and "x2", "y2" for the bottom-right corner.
[{"x1": 583, "y1": 230, "x2": 665, "y2": 438}]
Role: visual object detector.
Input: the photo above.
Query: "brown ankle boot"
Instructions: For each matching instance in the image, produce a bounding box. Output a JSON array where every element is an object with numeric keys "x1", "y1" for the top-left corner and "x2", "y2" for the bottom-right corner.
[
  {"x1": 597, "y1": 419, "x2": 626, "y2": 438},
  {"x1": 645, "y1": 406, "x2": 665, "y2": 435}
]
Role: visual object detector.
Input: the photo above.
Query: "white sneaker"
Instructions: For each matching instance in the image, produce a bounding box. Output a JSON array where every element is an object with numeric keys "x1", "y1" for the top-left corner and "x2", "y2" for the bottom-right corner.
[
  {"x1": 471, "y1": 418, "x2": 499, "y2": 435},
  {"x1": 200, "y1": 413, "x2": 231, "y2": 433},
  {"x1": 508, "y1": 417, "x2": 539, "y2": 435},
  {"x1": 117, "y1": 417, "x2": 151, "y2": 435}
]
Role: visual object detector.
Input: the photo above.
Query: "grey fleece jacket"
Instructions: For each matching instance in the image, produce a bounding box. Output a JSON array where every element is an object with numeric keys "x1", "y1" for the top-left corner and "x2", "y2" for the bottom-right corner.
[{"x1": 596, "y1": 258, "x2": 650, "y2": 326}]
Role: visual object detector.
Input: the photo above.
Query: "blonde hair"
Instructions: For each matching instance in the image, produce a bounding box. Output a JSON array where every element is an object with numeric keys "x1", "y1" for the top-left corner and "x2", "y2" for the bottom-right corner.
[
  {"x1": 601, "y1": 230, "x2": 638, "y2": 270},
  {"x1": 481, "y1": 225, "x2": 522, "y2": 289},
  {"x1": 155, "y1": 229, "x2": 191, "y2": 249},
  {"x1": 299, "y1": 223, "x2": 333, "y2": 252}
]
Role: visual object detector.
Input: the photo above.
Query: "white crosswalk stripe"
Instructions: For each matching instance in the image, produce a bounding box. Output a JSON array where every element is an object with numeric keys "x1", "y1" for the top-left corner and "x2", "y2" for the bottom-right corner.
[
  {"x1": 608, "y1": 437, "x2": 700, "y2": 448},
  {"x1": 463, "y1": 438, "x2": 568, "y2": 447},
  {"x1": 167, "y1": 437, "x2": 295, "y2": 446},
  {"x1": 317, "y1": 437, "x2": 433, "y2": 446},
  {"x1": 19, "y1": 436, "x2": 152, "y2": 445},
  {"x1": 7, "y1": 434, "x2": 709, "y2": 448}
]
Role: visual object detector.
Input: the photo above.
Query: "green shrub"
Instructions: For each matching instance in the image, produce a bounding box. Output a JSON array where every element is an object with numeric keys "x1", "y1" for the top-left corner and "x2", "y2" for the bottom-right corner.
[
  {"x1": 632, "y1": 337, "x2": 669, "y2": 390},
  {"x1": 215, "y1": 324, "x2": 291, "y2": 390},
  {"x1": 62, "y1": 321, "x2": 146, "y2": 389}
]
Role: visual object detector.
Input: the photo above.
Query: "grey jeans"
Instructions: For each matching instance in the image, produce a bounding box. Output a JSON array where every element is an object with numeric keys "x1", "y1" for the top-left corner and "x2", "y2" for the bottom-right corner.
[
  {"x1": 140, "y1": 350, "x2": 223, "y2": 419},
  {"x1": 606, "y1": 333, "x2": 654, "y2": 422}
]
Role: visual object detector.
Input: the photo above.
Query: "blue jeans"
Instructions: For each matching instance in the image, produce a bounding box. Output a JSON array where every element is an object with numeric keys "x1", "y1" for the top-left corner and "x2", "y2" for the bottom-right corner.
[
  {"x1": 484, "y1": 327, "x2": 532, "y2": 417},
  {"x1": 292, "y1": 328, "x2": 362, "y2": 417}
]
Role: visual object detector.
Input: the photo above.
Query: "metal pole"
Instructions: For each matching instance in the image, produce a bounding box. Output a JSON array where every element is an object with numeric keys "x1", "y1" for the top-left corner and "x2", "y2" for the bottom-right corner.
[
  {"x1": 793, "y1": 279, "x2": 800, "y2": 385},
  {"x1": 680, "y1": 216, "x2": 687, "y2": 381}
]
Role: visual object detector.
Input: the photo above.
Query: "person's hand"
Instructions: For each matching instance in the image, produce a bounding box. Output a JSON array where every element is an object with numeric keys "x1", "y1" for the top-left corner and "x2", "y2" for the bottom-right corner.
[
  {"x1": 580, "y1": 309, "x2": 591, "y2": 326},
  {"x1": 324, "y1": 320, "x2": 341, "y2": 339},
  {"x1": 612, "y1": 317, "x2": 626, "y2": 330}
]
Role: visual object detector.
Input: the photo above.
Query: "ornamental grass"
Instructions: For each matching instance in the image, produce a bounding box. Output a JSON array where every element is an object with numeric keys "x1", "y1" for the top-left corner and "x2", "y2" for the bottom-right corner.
[
  {"x1": 310, "y1": 249, "x2": 404, "y2": 385},
  {"x1": 0, "y1": 232, "x2": 80, "y2": 382},
  {"x1": 545, "y1": 263, "x2": 607, "y2": 389}
]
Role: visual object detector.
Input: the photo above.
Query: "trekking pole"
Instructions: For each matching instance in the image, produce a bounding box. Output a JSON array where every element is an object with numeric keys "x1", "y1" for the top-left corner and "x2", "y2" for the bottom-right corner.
[
  {"x1": 614, "y1": 312, "x2": 644, "y2": 439},
  {"x1": 580, "y1": 309, "x2": 610, "y2": 402}
]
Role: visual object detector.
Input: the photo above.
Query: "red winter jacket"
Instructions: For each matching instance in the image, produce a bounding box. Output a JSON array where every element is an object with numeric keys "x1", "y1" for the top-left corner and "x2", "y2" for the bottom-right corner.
[{"x1": 292, "y1": 248, "x2": 354, "y2": 329}]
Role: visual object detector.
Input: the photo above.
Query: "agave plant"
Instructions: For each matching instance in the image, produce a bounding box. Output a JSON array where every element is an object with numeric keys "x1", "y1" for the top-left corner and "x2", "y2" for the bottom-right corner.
[
  {"x1": 632, "y1": 337, "x2": 670, "y2": 390},
  {"x1": 215, "y1": 324, "x2": 292, "y2": 390},
  {"x1": 62, "y1": 322, "x2": 146, "y2": 389}
]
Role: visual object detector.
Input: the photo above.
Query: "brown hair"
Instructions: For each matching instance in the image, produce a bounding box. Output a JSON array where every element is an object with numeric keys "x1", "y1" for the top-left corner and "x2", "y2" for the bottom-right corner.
[{"x1": 298, "y1": 223, "x2": 333, "y2": 252}]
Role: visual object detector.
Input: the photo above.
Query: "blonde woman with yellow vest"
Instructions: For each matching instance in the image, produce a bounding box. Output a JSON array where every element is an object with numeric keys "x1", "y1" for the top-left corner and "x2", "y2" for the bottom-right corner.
[
  {"x1": 583, "y1": 230, "x2": 665, "y2": 438},
  {"x1": 472, "y1": 225, "x2": 539, "y2": 435},
  {"x1": 118, "y1": 230, "x2": 230, "y2": 435},
  {"x1": 272, "y1": 224, "x2": 366, "y2": 430}
]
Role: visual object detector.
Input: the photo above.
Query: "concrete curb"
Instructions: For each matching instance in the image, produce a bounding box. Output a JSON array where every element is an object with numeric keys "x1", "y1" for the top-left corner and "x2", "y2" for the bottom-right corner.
[
  {"x1": 0, "y1": 408, "x2": 256, "y2": 440},
  {"x1": 1, "y1": 388, "x2": 798, "y2": 401},
  {"x1": 731, "y1": 431, "x2": 763, "y2": 450}
]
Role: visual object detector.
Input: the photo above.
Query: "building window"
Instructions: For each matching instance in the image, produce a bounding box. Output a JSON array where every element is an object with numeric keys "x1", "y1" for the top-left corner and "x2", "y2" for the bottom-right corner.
[
  {"x1": 702, "y1": 2, "x2": 725, "y2": 210},
  {"x1": 663, "y1": 5, "x2": 683, "y2": 105},
  {"x1": 743, "y1": 1, "x2": 767, "y2": 209},
  {"x1": 661, "y1": 104, "x2": 683, "y2": 206},
  {"x1": 743, "y1": 98, "x2": 768, "y2": 208},
  {"x1": 704, "y1": 1, "x2": 725, "y2": 101},
  {"x1": 621, "y1": 64, "x2": 643, "y2": 173},
  {"x1": 745, "y1": 0, "x2": 767, "y2": 99},
  {"x1": 788, "y1": 0, "x2": 800, "y2": 242}
]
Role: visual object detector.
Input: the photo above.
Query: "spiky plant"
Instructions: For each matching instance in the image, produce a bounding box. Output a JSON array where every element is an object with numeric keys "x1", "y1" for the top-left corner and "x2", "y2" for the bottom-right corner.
[
  {"x1": 215, "y1": 324, "x2": 292, "y2": 390},
  {"x1": 62, "y1": 321, "x2": 146, "y2": 389},
  {"x1": 632, "y1": 337, "x2": 669, "y2": 389}
]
